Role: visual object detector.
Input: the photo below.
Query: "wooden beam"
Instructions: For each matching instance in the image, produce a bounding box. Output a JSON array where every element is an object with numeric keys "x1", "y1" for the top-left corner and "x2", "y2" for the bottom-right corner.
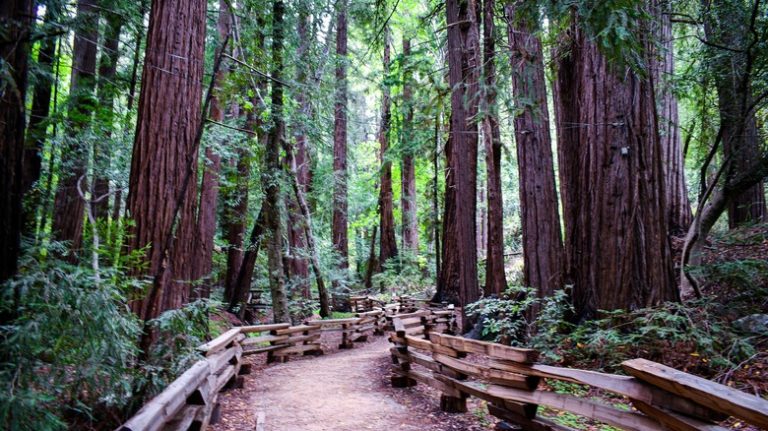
[
  {"x1": 433, "y1": 353, "x2": 539, "y2": 390},
  {"x1": 429, "y1": 333, "x2": 539, "y2": 363},
  {"x1": 623, "y1": 358, "x2": 768, "y2": 429},
  {"x1": 239, "y1": 323, "x2": 291, "y2": 333},
  {"x1": 197, "y1": 328, "x2": 241, "y2": 356},
  {"x1": 631, "y1": 400, "x2": 727, "y2": 431}
]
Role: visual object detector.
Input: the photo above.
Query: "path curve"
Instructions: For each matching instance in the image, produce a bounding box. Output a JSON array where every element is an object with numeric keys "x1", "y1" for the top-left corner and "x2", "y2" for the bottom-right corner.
[{"x1": 211, "y1": 336, "x2": 488, "y2": 431}]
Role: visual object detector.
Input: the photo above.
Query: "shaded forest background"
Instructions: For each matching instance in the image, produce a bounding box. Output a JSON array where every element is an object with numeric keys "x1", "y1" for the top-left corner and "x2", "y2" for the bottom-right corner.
[{"x1": 0, "y1": 0, "x2": 767, "y2": 429}]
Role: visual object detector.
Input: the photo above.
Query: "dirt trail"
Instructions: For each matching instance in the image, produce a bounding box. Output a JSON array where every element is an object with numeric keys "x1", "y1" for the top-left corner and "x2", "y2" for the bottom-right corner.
[{"x1": 211, "y1": 336, "x2": 488, "y2": 431}]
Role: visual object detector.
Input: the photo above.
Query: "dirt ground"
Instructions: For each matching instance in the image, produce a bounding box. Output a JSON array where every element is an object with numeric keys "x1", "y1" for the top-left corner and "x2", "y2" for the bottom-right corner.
[{"x1": 210, "y1": 334, "x2": 492, "y2": 431}]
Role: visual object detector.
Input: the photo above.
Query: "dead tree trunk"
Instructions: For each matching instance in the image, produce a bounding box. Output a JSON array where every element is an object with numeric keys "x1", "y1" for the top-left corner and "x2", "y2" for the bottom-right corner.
[
  {"x1": 126, "y1": 0, "x2": 207, "y2": 320},
  {"x1": 0, "y1": 0, "x2": 33, "y2": 282},
  {"x1": 401, "y1": 37, "x2": 419, "y2": 253},
  {"x1": 379, "y1": 28, "x2": 398, "y2": 267},
  {"x1": 437, "y1": 0, "x2": 481, "y2": 323},
  {"x1": 52, "y1": 0, "x2": 100, "y2": 253},
  {"x1": 506, "y1": 4, "x2": 564, "y2": 298},
  {"x1": 332, "y1": 0, "x2": 349, "y2": 278},
  {"x1": 553, "y1": 16, "x2": 676, "y2": 320}
]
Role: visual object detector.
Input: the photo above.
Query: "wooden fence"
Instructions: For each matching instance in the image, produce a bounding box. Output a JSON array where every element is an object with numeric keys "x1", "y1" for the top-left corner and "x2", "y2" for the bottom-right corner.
[
  {"x1": 117, "y1": 298, "x2": 450, "y2": 431},
  {"x1": 389, "y1": 317, "x2": 768, "y2": 431}
]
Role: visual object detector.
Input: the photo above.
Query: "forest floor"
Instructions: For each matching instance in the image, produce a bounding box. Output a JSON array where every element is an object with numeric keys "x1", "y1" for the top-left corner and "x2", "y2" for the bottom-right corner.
[{"x1": 210, "y1": 334, "x2": 491, "y2": 431}]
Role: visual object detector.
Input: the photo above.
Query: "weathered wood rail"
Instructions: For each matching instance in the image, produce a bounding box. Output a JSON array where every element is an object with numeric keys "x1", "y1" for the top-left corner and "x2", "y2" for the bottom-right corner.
[
  {"x1": 389, "y1": 317, "x2": 768, "y2": 431},
  {"x1": 117, "y1": 297, "x2": 453, "y2": 431}
]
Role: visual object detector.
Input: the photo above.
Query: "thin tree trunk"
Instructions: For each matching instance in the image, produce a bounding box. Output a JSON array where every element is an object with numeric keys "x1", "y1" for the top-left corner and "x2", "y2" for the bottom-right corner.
[
  {"x1": 438, "y1": 0, "x2": 481, "y2": 329},
  {"x1": 0, "y1": 0, "x2": 33, "y2": 283},
  {"x1": 287, "y1": 147, "x2": 330, "y2": 317},
  {"x1": 332, "y1": 0, "x2": 349, "y2": 278},
  {"x1": 126, "y1": 0, "x2": 207, "y2": 320},
  {"x1": 433, "y1": 112, "x2": 442, "y2": 280},
  {"x1": 22, "y1": 2, "x2": 60, "y2": 236},
  {"x1": 364, "y1": 226, "x2": 378, "y2": 289},
  {"x1": 264, "y1": 0, "x2": 290, "y2": 323},
  {"x1": 194, "y1": 0, "x2": 232, "y2": 299},
  {"x1": 231, "y1": 209, "x2": 266, "y2": 315},
  {"x1": 92, "y1": 10, "x2": 122, "y2": 220},
  {"x1": 703, "y1": 0, "x2": 766, "y2": 227},
  {"x1": 506, "y1": 3, "x2": 563, "y2": 298},
  {"x1": 553, "y1": 14, "x2": 676, "y2": 320},
  {"x1": 52, "y1": 0, "x2": 100, "y2": 253},
  {"x1": 401, "y1": 37, "x2": 418, "y2": 253},
  {"x1": 379, "y1": 27, "x2": 398, "y2": 267}
]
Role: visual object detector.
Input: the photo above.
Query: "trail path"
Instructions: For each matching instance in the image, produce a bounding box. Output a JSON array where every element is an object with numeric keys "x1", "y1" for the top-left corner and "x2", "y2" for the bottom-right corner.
[{"x1": 211, "y1": 336, "x2": 488, "y2": 431}]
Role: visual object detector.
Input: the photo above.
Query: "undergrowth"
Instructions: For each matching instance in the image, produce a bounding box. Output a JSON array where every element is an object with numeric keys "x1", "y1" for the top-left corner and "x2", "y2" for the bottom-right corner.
[{"x1": 0, "y1": 247, "x2": 222, "y2": 430}]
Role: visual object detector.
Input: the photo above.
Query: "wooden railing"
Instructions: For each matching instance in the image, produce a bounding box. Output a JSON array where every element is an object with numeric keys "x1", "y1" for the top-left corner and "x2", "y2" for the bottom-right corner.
[
  {"x1": 117, "y1": 302, "x2": 457, "y2": 431},
  {"x1": 388, "y1": 317, "x2": 768, "y2": 431}
]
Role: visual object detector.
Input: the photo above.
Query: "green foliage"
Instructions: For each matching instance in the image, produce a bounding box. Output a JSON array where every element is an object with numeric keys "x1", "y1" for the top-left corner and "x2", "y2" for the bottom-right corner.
[
  {"x1": 370, "y1": 250, "x2": 431, "y2": 296},
  {"x1": 0, "y1": 250, "x2": 142, "y2": 430}
]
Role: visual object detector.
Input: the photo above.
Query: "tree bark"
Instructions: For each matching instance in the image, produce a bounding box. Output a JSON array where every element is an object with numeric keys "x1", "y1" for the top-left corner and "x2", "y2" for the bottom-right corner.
[
  {"x1": 553, "y1": 15, "x2": 676, "y2": 320},
  {"x1": 656, "y1": 5, "x2": 691, "y2": 233},
  {"x1": 0, "y1": 0, "x2": 33, "y2": 283},
  {"x1": 379, "y1": 28, "x2": 398, "y2": 267},
  {"x1": 287, "y1": 10, "x2": 312, "y2": 298},
  {"x1": 482, "y1": 0, "x2": 507, "y2": 297},
  {"x1": 231, "y1": 209, "x2": 265, "y2": 314},
  {"x1": 52, "y1": 0, "x2": 100, "y2": 253},
  {"x1": 506, "y1": 3, "x2": 563, "y2": 298},
  {"x1": 194, "y1": 0, "x2": 232, "y2": 299},
  {"x1": 332, "y1": 0, "x2": 349, "y2": 277},
  {"x1": 126, "y1": 0, "x2": 207, "y2": 320},
  {"x1": 703, "y1": 0, "x2": 766, "y2": 227},
  {"x1": 437, "y1": 0, "x2": 481, "y2": 321},
  {"x1": 401, "y1": 37, "x2": 419, "y2": 252},
  {"x1": 264, "y1": 0, "x2": 290, "y2": 323}
]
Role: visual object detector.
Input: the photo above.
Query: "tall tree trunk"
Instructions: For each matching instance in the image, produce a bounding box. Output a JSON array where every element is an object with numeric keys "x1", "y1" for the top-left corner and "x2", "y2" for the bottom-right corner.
[
  {"x1": 433, "y1": 112, "x2": 442, "y2": 280},
  {"x1": 0, "y1": 0, "x2": 33, "y2": 283},
  {"x1": 379, "y1": 28, "x2": 398, "y2": 267},
  {"x1": 553, "y1": 15, "x2": 676, "y2": 320},
  {"x1": 703, "y1": 0, "x2": 766, "y2": 227},
  {"x1": 364, "y1": 226, "x2": 378, "y2": 289},
  {"x1": 126, "y1": 0, "x2": 207, "y2": 320},
  {"x1": 287, "y1": 147, "x2": 330, "y2": 317},
  {"x1": 401, "y1": 37, "x2": 419, "y2": 252},
  {"x1": 482, "y1": 0, "x2": 507, "y2": 297},
  {"x1": 231, "y1": 209, "x2": 265, "y2": 315},
  {"x1": 506, "y1": 4, "x2": 563, "y2": 298},
  {"x1": 332, "y1": 0, "x2": 349, "y2": 278},
  {"x1": 656, "y1": 5, "x2": 691, "y2": 233},
  {"x1": 437, "y1": 0, "x2": 481, "y2": 326},
  {"x1": 287, "y1": 10, "x2": 312, "y2": 298},
  {"x1": 52, "y1": 0, "x2": 100, "y2": 252},
  {"x1": 264, "y1": 0, "x2": 290, "y2": 323},
  {"x1": 194, "y1": 0, "x2": 232, "y2": 299},
  {"x1": 92, "y1": 9, "x2": 122, "y2": 220},
  {"x1": 22, "y1": 2, "x2": 60, "y2": 236}
]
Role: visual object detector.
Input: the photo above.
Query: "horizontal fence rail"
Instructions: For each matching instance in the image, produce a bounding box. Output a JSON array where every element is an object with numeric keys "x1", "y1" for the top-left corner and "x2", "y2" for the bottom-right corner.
[
  {"x1": 388, "y1": 316, "x2": 768, "y2": 431},
  {"x1": 117, "y1": 297, "x2": 452, "y2": 431}
]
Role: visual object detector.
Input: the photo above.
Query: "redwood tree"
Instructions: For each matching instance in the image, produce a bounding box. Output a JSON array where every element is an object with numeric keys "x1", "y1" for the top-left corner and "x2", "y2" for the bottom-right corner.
[
  {"x1": 401, "y1": 37, "x2": 419, "y2": 252},
  {"x1": 0, "y1": 0, "x2": 33, "y2": 282},
  {"x1": 554, "y1": 15, "x2": 676, "y2": 320},
  {"x1": 436, "y1": 0, "x2": 481, "y2": 318},
  {"x1": 379, "y1": 28, "x2": 398, "y2": 267},
  {"x1": 482, "y1": 0, "x2": 507, "y2": 296},
  {"x1": 332, "y1": 0, "x2": 349, "y2": 275},
  {"x1": 52, "y1": 0, "x2": 100, "y2": 252},
  {"x1": 506, "y1": 4, "x2": 564, "y2": 297},
  {"x1": 126, "y1": 0, "x2": 207, "y2": 320},
  {"x1": 263, "y1": 0, "x2": 290, "y2": 323}
]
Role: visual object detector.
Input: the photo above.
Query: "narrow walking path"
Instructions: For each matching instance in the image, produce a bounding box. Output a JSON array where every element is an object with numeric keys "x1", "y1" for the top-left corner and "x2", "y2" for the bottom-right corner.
[{"x1": 211, "y1": 336, "x2": 488, "y2": 431}]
